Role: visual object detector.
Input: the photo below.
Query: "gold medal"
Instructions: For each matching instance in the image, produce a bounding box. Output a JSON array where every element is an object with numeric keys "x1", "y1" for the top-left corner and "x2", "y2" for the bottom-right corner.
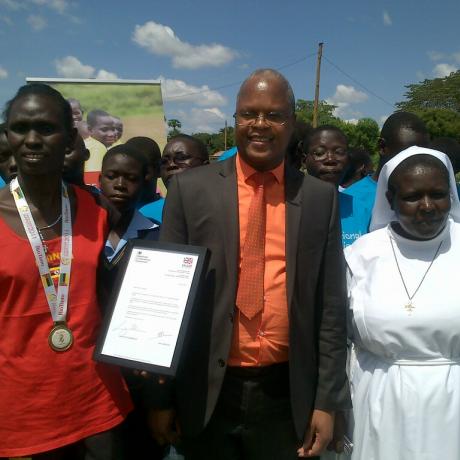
[
  {"x1": 48, "y1": 322, "x2": 73, "y2": 352},
  {"x1": 11, "y1": 178, "x2": 74, "y2": 352}
]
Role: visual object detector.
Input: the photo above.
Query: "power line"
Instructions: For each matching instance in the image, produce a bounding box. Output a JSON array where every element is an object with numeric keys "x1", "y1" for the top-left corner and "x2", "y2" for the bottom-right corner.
[
  {"x1": 322, "y1": 54, "x2": 394, "y2": 108},
  {"x1": 275, "y1": 51, "x2": 317, "y2": 71},
  {"x1": 163, "y1": 52, "x2": 318, "y2": 102}
]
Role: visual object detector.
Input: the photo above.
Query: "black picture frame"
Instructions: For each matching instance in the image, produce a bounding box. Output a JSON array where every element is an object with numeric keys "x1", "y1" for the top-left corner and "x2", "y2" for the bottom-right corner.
[{"x1": 94, "y1": 240, "x2": 208, "y2": 376}]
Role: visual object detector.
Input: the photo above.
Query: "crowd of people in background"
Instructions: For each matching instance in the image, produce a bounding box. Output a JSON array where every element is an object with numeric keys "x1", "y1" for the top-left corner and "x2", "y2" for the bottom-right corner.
[
  {"x1": 66, "y1": 98, "x2": 124, "y2": 176},
  {"x1": 68, "y1": 98, "x2": 124, "y2": 148},
  {"x1": 1, "y1": 68, "x2": 460, "y2": 460}
]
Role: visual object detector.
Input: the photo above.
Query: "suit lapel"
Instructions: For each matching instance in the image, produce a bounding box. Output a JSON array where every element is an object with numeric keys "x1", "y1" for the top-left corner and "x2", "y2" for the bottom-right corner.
[
  {"x1": 285, "y1": 163, "x2": 303, "y2": 310},
  {"x1": 217, "y1": 158, "x2": 239, "y2": 294}
]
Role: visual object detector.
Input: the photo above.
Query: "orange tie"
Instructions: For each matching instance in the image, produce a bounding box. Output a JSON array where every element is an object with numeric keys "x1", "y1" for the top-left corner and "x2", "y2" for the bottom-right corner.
[{"x1": 236, "y1": 172, "x2": 273, "y2": 320}]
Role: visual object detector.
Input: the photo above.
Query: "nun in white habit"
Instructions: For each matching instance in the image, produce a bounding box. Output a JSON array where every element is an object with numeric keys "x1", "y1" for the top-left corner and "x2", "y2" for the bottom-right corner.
[{"x1": 344, "y1": 145, "x2": 460, "y2": 460}]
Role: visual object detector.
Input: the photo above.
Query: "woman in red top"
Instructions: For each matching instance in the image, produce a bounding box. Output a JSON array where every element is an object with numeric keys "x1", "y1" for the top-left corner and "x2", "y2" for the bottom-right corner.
[{"x1": 0, "y1": 84, "x2": 132, "y2": 459}]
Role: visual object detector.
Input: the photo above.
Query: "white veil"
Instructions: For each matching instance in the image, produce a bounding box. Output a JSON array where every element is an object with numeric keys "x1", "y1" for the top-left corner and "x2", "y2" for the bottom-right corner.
[{"x1": 369, "y1": 145, "x2": 460, "y2": 232}]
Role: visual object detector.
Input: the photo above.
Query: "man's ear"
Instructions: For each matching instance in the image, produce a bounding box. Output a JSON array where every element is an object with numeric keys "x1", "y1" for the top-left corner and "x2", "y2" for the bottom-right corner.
[
  {"x1": 378, "y1": 137, "x2": 386, "y2": 154},
  {"x1": 83, "y1": 148, "x2": 90, "y2": 162},
  {"x1": 386, "y1": 190, "x2": 395, "y2": 210}
]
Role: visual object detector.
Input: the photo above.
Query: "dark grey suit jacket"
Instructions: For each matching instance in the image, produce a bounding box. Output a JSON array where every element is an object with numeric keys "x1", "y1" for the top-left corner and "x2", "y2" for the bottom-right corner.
[{"x1": 158, "y1": 156, "x2": 350, "y2": 439}]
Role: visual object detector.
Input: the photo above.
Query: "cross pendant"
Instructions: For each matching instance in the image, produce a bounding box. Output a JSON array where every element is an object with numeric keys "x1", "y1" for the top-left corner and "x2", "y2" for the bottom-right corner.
[{"x1": 405, "y1": 301, "x2": 415, "y2": 313}]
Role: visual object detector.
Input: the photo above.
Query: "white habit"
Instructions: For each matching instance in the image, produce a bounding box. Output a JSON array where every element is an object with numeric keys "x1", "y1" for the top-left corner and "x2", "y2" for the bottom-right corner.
[{"x1": 346, "y1": 221, "x2": 460, "y2": 460}]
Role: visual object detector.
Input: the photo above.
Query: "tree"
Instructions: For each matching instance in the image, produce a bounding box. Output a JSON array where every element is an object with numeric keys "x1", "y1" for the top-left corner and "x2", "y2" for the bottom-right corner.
[
  {"x1": 167, "y1": 118, "x2": 182, "y2": 139},
  {"x1": 396, "y1": 71, "x2": 460, "y2": 113},
  {"x1": 413, "y1": 109, "x2": 460, "y2": 141},
  {"x1": 192, "y1": 126, "x2": 235, "y2": 155},
  {"x1": 336, "y1": 118, "x2": 380, "y2": 155},
  {"x1": 192, "y1": 132, "x2": 213, "y2": 150},
  {"x1": 213, "y1": 126, "x2": 235, "y2": 152},
  {"x1": 295, "y1": 99, "x2": 338, "y2": 125}
]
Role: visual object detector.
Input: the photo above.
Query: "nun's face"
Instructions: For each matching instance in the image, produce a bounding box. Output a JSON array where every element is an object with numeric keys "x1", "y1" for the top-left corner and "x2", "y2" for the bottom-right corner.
[{"x1": 387, "y1": 165, "x2": 451, "y2": 240}]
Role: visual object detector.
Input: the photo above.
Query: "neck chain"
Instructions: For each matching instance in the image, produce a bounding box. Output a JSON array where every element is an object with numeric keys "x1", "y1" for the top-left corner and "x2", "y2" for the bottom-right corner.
[
  {"x1": 38, "y1": 213, "x2": 62, "y2": 231},
  {"x1": 37, "y1": 214, "x2": 62, "y2": 253},
  {"x1": 389, "y1": 235, "x2": 443, "y2": 314}
]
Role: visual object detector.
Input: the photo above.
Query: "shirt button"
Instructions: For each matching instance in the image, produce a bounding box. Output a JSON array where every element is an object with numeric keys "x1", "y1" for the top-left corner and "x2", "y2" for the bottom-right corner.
[
  {"x1": 218, "y1": 359, "x2": 226, "y2": 367},
  {"x1": 259, "y1": 330, "x2": 265, "y2": 337}
]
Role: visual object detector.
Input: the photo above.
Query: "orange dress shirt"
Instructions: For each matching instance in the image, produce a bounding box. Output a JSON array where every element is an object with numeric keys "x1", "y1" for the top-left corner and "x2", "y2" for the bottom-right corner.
[{"x1": 228, "y1": 154, "x2": 289, "y2": 367}]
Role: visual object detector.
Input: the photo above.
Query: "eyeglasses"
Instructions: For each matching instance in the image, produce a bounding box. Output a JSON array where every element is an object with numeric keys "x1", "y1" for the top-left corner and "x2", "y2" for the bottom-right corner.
[
  {"x1": 310, "y1": 148, "x2": 348, "y2": 161},
  {"x1": 160, "y1": 153, "x2": 204, "y2": 166},
  {"x1": 233, "y1": 111, "x2": 291, "y2": 127}
]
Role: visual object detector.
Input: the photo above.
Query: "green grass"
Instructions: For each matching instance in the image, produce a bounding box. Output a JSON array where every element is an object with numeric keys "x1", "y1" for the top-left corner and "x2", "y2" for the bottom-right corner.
[{"x1": 52, "y1": 83, "x2": 164, "y2": 118}]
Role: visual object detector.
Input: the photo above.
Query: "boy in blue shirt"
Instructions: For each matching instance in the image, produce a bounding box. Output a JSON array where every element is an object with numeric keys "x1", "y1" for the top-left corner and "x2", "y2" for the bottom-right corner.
[{"x1": 302, "y1": 125, "x2": 370, "y2": 246}]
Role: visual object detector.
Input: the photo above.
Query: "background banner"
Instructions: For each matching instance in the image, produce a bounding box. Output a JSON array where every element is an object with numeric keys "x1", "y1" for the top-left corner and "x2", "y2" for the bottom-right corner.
[{"x1": 26, "y1": 78, "x2": 167, "y2": 186}]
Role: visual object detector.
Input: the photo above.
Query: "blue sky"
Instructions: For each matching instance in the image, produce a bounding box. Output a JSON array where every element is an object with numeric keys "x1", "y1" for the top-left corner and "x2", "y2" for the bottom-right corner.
[{"x1": 0, "y1": 0, "x2": 459, "y2": 133}]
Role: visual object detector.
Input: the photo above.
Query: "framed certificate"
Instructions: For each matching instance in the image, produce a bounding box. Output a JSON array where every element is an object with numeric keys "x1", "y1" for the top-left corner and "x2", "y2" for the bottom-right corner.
[{"x1": 94, "y1": 240, "x2": 208, "y2": 376}]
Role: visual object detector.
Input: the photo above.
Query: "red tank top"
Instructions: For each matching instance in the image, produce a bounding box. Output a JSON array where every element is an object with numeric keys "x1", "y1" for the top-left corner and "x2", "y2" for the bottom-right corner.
[{"x1": 0, "y1": 186, "x2": 132, "y2": 457}]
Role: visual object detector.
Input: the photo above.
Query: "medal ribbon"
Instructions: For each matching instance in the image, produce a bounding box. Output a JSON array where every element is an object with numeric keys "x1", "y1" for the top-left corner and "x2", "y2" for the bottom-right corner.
[{"x1": 10, "y1": 177, "x2": 72, "y2": 323}]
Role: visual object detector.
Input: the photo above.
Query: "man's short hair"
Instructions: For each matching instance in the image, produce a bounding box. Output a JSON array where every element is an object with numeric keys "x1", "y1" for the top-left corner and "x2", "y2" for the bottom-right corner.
[
  {"x1": 302, "y1": 124, "x2": 348, "y2": 152},
  {"x1": 380, "y1": 112, "x2": 428, "y2": 148},
  {"x1": 126, "y1": 136, "x2": 161, "y2": 169},
  {"x1": 167, "y1": 134, "x2": 209, "y2": 161},
  {"x1": 87, "y1": 109, "x2": 111, "y2": 128},
  {"x1": 102, "y1": 144, "x2": 148, "y2": 176}
]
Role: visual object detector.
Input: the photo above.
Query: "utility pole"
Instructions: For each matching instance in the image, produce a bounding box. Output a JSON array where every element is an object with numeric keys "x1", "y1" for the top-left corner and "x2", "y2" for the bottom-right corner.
[
  {"x1": 224, "y1": 120, "x2": 228, "y2": 151},
  {"x1": 312, "y1": 42, "x2": 324, "y2": 128}
]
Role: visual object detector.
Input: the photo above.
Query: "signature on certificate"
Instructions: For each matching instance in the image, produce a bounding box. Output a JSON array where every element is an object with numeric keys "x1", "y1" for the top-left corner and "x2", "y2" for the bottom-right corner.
[
  {"x1": 113, "y1": 320, "x2": 147, "y2": 338},
  {"x1": 149, "y1": 330, "x2": 174, "y2": 341}
]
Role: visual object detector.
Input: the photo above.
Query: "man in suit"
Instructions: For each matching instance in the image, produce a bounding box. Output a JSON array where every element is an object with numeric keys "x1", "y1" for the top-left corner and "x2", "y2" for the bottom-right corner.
[{"x1": 153, "y1": 69, "x2": 350, "y2": 459}]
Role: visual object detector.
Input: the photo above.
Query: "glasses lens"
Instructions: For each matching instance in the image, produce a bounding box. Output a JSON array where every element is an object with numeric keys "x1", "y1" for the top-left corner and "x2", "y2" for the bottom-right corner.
[
  {"x1": 234, "y1": 112, "x2": 287, "y2": 126},
  {"x1": 234, "y1": 112, "x2": 254, "y2": 126},
  {"x1": 311, "y1": 148, "x2": 347, "y2": 160},
  {"x1": 265, "y1": 112, "x2": 287, "y2": 125}
]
